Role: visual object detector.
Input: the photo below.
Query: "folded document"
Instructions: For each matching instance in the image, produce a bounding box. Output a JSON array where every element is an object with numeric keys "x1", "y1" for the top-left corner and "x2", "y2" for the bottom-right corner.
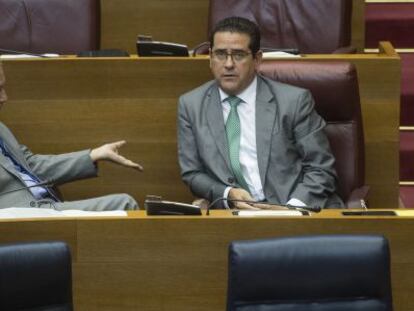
[
  {"x1": 0, "y1": 53, "x2": 59, "y2": 59},
  {"x1": 0, "y1": 207, "x2": 127, "y2": 219},
  {"x1": 234, "y1": 210, "x2": 307, "y2": 217}
]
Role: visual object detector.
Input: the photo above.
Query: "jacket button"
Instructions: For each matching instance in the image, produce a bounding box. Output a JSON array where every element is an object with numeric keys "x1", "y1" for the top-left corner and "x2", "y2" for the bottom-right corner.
[
  {"x1": 30, "y1": 201, "x2": 36, "y2": 207},
  {"x1": 228, "y1": 177, "x2": 235, "y2": 184}
]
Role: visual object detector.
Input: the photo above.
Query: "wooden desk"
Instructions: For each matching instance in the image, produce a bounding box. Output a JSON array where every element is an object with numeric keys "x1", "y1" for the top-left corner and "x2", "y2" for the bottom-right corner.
[
  {"x1": 0, "y1": 210, "x2": 412, "y2": 311},
  {"x1": 1, "y1": 43, "x2": 400, "y2": 208}
]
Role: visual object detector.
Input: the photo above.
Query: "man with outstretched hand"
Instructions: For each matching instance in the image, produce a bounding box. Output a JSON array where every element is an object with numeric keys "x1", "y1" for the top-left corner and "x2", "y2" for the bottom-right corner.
[{"x1": 0, "y1": 63, "x2": 142, "y2": 210}]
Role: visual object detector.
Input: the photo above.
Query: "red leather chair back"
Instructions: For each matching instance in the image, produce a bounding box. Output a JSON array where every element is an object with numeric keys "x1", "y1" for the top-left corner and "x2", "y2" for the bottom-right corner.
[
  {"x1": 208, "y1": 0, "x2": 352, "y2": 54},
  {"x1": 259, "y1": 61, "x2": 364, "y2": 202},
  {"x1": 0, "y1": 0, "x2": 100, "y2": 54}
]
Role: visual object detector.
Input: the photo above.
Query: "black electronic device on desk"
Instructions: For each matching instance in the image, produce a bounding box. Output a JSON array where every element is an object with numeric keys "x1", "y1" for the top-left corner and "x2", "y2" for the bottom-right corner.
[
  {"x1": 145, "y1": 195, "x2": 201, "y2": 216},
  {"x1": 342, "y1": 210, "x2": 396, "y2": 216},
  {"x1": 136, "y1": 35, "x2": 189, "y2": 57},
  {"x1": 77, "y1": 49, "x2": 129, "y2": 57}
]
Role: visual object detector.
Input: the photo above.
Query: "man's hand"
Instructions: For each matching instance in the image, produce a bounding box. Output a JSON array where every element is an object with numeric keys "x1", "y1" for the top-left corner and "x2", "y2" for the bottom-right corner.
[
  {"x1": 228, "y1": 188, "x2": 259, "y2": 210},
  {"x1": 90, "y1": 140, "x2": 143, "y2": 171},
  {"x1": 251, "y1": 203, "x2": 289, "y2": 210}
]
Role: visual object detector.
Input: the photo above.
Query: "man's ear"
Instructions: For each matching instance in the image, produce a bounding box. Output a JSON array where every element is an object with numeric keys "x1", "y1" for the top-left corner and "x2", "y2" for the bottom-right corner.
[
  {"x1": 209, "y1": 48, "x2": 213, "y2": 68},
  {"x1": 254, "y1": 50, "x2": 263, "y2": 67}
]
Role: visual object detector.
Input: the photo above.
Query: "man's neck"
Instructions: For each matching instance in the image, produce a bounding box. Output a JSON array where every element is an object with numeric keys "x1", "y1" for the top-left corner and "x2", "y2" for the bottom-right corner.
[{"x1": 218, "y1": 75, "x2": 258, "y2": 103}]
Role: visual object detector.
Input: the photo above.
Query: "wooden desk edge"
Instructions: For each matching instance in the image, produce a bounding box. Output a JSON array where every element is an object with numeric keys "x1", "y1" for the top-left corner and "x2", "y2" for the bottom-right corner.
[
  {"x1": 0, "y1": 209, "x2": 412, "y2": 222},
  {"x1": 0, "y1": 42, "x2": 399, "y2": 62}
]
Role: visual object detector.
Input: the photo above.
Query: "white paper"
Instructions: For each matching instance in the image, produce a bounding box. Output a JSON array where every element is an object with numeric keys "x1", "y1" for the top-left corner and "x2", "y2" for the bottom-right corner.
[
  {"x1": 0, "y1": 53, "x2": 59, "y2": 59},
  {"x1": 236, "y1": 210, "x2": 305, "y2": 217},
  {"x1": 395, "y1": 210, "x2": 414, "y2": 217},
  {"x1": 0, "y1": 207, "x2": 127, "y2": 219},
  {"x1": 262, "y1": 51, "x2": 301, "y2": 58}
]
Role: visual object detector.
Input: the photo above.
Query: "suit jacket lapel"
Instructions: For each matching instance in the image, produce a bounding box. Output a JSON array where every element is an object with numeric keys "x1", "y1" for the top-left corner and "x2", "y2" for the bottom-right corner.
[
  {"x1": 206, "y1": 84, "x2": 232, "y2": 171},
  {"x1": 0, "y1": 134, "x2": 34, "y2": 181},
  {"x1": 1, "y1": 136, "x2": 30, "y2": 169},
  {"x1": 256, "y1": 77, "x2": 279, "y2": 187},
  {"x1": 0, "y1": 147, "x2": 25, "y2": 181}
]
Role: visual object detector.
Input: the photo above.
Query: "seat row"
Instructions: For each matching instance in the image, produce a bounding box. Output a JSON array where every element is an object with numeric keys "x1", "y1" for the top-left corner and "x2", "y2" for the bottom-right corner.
[
  {"x1": 0, "y1": 0, "x2": 354, "y2": 55},
  {"x1": 0, "y1": 235, "x2": 392, "y2": 311}
]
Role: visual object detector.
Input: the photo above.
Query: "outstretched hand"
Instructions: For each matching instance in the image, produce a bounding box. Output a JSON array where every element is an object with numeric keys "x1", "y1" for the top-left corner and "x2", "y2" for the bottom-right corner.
[{"x1": 90, "y1": 140, "x2": 143, "y2": 171}]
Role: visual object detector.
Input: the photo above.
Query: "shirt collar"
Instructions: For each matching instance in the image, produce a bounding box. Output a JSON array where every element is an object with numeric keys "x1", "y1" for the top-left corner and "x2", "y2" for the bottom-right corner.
[{"x1": 219, "y1": 76, "x2": 257, "y2": 104}]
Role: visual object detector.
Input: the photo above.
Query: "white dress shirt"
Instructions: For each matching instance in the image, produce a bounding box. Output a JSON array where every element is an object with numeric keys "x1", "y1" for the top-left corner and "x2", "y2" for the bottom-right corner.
[{"x1": 219, "y1": 77, "x2": 306, "y2": 207}]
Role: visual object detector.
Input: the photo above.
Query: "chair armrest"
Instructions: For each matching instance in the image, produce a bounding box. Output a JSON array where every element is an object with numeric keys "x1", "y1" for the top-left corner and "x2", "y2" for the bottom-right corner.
[
  {"x1": 332, "y1": 46, "x2": 357, "y2": 54},
  {"x1": 345, "y1": 186, "x2": 370, "y2": 208}
]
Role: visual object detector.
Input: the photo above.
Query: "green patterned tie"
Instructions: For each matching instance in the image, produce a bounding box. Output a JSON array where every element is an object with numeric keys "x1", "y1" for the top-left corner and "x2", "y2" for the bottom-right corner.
[{"x1": 225, "y1": 96, "x2": 250, "y2": 192}]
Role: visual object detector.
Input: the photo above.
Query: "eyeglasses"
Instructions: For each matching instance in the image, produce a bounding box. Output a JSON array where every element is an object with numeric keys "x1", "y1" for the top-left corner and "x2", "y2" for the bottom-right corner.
[{"x1": 211, "y1": 50, "x2": 252, "y2": 62}]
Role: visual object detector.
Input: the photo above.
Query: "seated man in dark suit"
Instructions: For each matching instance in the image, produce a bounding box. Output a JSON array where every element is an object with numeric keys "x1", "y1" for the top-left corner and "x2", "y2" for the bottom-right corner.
[
  {"x1": 178, "y1": 17, "x2": 344, "y2": 209},
  {"x1": 0, "y1": 63, "x2": 142, "y2": 210}
]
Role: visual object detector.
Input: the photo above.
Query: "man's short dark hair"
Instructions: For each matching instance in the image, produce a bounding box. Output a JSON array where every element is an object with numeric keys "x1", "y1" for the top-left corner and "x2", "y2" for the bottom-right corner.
[{"x1": 209, "y1": 16, "x2": 261, "y2": 55}]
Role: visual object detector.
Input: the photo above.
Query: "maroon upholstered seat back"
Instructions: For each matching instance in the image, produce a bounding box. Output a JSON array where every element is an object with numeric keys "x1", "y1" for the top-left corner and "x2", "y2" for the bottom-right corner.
[
  {"x1": 208, "y1": 0, "x2": 352, "y2": 54},
  {"x1": 259, "y1": 61, "x2": 364, "y2": 202},
  {"x1": 0, "y1": 0, "x2": 100, "y2": 54}
]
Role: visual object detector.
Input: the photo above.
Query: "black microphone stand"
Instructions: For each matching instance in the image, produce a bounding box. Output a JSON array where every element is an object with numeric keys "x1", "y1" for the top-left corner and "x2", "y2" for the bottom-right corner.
[
  {"x1": 206, "y1": 197, "x2": 321, "y2": 215},
  {"x1": 0, "y1": 180, "x2": 54, "y2": 197}
]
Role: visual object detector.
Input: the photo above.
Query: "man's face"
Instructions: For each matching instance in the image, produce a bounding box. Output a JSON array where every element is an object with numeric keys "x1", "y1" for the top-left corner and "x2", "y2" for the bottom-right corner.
[
  {"x1": 0, "y1": 67, "x2": 7, "y2": 110},
  {"x1": 210, "y1": 31, "x2": 262, "y2": 95}
]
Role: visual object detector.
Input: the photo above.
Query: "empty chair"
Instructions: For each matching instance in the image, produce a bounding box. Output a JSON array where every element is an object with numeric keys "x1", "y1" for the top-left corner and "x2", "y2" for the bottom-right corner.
[
  {"x1": 228, "y1": 235, "x2": 393, "y2": 311},
  {"x1": 0, "y1": 0, "x2": 100, "y2": 54},
  {"x1": 0, "y1": 241, "x2": 73, "y2": 311},
  {"x1": 259, "y1": 61, "x2": 367, "y2": 208},
  {"x1": 205, "y1": 0, "x2": 353, "y2": 54}
]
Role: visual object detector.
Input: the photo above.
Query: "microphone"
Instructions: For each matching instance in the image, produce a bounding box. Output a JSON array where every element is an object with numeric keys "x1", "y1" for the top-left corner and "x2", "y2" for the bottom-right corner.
[
  {"x1": 206, "y1": 197, "x2": 321, "y2": 215},
  {"x1": 0, "y1": 180, "x2": 55, "y2": 197}
]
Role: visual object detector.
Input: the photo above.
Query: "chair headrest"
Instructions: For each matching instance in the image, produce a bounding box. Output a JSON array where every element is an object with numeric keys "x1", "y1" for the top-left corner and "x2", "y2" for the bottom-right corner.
[
  {"x1": 259, "y1": 61, "x2": 361, "y2": 122},
  {"x1": 208, "y1": 0, "x2": 352, "y2": 54}
]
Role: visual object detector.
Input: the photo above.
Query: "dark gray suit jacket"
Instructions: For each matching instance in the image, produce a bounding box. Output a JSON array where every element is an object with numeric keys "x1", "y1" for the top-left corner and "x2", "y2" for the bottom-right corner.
[{"x1": 177, "y1": 75, "x2": 344, "y2": 208}]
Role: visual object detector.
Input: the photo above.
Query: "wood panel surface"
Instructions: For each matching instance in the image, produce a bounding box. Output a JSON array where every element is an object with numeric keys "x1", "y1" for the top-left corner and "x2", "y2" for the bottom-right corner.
[
  {"x1": 100, "y1": 0, "x2": 365, "y2": 54},
  {"x1": 100, "y1": 0, "x2": 209, "y2": 53},
  {"x1": 352, "y1": 0, "x2": 366, "y2": 52},
  {"x1": 0, "y1": 210, "x2": 412, "y2": 311},
  {"x1": 1, "y1": 58, "x2": 212, "y2": 206},
  {"x1": 0, "y1": 44, "x2": 399, "y2": 207}
]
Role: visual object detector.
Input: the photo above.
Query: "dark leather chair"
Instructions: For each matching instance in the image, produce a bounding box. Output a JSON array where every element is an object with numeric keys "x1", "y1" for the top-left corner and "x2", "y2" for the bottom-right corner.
[
  {"x1": 0, "y1": 0, "x2": 100, "y2": 54},
  {"x1": 259, "y1": 61, "x2": 367, "y2": 208},
  {"x1": 200, "y1": 0, "x2": 353, "y2": 54},
  {"x1": 228, "y1": 235, "x2": 393, "y2": 311},
  {"x1": 0, "y1": 241, "x2": 73, "y2": 311}
]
